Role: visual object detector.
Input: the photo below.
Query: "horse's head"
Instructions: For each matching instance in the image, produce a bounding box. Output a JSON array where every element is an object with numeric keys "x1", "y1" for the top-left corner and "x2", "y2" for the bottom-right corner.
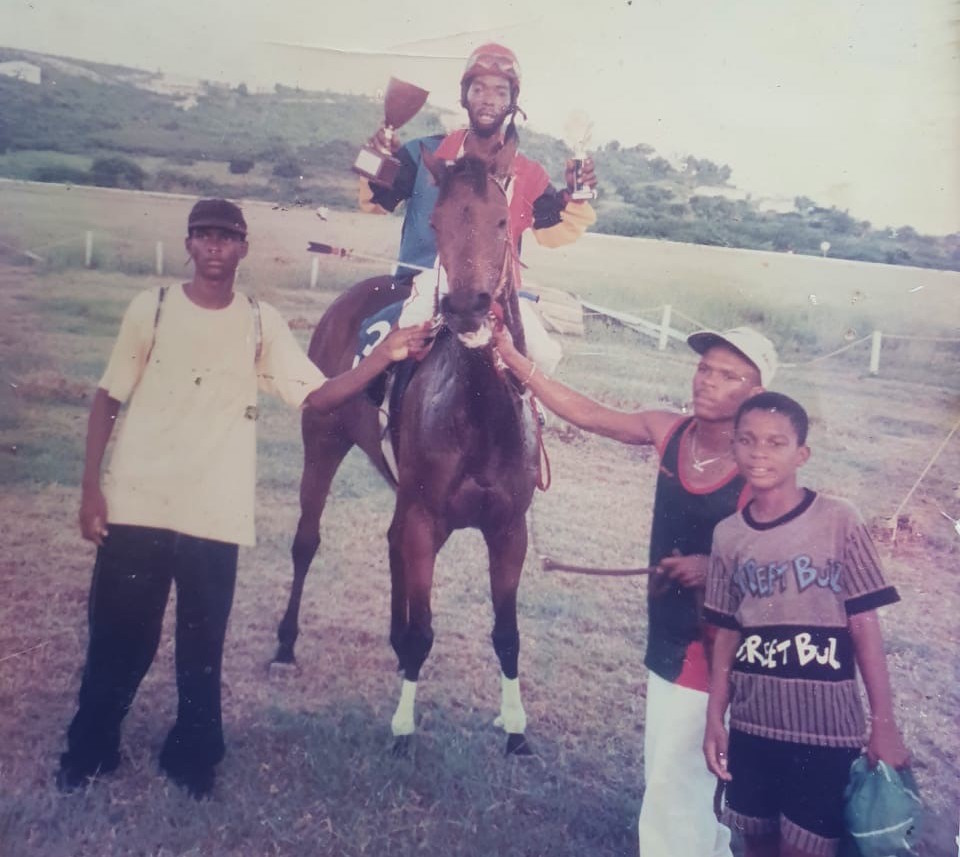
[{"x1": 422, "y1": 134, "x2": 518, "y2": 347}]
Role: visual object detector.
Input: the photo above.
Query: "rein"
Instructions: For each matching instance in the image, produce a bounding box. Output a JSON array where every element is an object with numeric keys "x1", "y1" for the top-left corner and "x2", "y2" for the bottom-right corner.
[{"x1": 528, "y1": 396, "x2": 552, "y2": 492}]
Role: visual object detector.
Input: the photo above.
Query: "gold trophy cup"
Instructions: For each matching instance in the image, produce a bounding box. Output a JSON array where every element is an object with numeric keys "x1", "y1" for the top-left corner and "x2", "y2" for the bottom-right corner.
[{"x1": 353, "y1": 77, "x2": 430, "y2": 187}]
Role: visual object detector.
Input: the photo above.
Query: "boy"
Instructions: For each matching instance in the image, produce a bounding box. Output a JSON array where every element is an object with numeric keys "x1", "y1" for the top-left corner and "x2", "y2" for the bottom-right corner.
[
  {"x1": 58, "y1": 199, "x2": 429, "y2": 799},
  {"x1": 703, "y1": 391, "x2": 909, "y2": 857}
]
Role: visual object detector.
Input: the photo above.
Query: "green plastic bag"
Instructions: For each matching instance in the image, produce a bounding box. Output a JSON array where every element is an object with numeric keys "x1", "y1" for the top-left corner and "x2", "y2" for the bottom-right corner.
[{"x1": 841, "y1": 755, "x2": 923, "y2": 857}]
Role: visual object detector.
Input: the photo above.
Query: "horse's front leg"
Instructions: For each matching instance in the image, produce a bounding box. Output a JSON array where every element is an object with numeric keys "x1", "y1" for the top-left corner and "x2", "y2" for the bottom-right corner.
[
  {"x1": 484, "y1": 521, "x2": 533, "y2": 756},
  {"x1": 388, "y1": 502, "x2": 445, "y2": 752}
]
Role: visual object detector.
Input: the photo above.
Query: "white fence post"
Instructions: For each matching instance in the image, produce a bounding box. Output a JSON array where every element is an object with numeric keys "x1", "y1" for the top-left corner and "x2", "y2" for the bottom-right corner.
[
  {"x1": 310, "y1": 256, "x2": 320, "y2": 289},
  {"x1": 869, "y1": 330, "x2": 882, "y2": 375},
  {"x1": 658, "y1": 305, "x2": 672, "y2": 351},
  {"x1": 84, "y1": 231, "x2": 93, "y2": 268},
  {"x1": 155, "y1": 241, "x2": 164, "y2": 276}
]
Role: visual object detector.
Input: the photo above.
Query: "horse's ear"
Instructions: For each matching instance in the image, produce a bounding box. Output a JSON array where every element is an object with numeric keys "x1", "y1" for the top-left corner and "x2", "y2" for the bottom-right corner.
[
  {"x1": 420, "y1": 143, "x2": 446, "y2": 185},
  {"x1": 491, "y1": 128, "x2": 518, "y2": 182}
]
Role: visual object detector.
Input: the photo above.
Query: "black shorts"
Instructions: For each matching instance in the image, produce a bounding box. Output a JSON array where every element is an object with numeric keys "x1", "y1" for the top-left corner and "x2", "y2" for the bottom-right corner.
[{"x1": 724, "y1": 730, "x2": 860, "y2": 849}]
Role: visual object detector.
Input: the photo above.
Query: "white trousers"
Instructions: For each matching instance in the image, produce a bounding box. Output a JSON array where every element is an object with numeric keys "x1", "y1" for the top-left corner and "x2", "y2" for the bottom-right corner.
[
  {"x1": 638, "y1": 672, "x2": 733, "y2": 857},
  {"x1": 397, "y1": 272, "x2": 562, "y2": 375}
]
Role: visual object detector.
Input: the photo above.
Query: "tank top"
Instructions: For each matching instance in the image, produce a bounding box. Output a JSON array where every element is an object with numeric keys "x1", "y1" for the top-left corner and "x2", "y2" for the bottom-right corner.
[{"x1": 644, "y1": 417, "x2": 748, "y2": 688}]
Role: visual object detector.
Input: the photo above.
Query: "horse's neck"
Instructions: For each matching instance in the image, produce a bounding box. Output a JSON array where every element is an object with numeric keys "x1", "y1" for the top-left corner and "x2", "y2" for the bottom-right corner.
[{"x1": 433, "y1": 331, "x2": 518, "y2": 414}]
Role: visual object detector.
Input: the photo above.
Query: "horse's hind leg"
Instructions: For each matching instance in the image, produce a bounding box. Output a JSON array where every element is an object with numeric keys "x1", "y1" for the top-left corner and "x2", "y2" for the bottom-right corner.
[
  {"x1": 484, "y1": 522, "x2": 533, "y2": 756},
  {"x1": 274, "y1": 419, "x2": 352, "y2": 665}
]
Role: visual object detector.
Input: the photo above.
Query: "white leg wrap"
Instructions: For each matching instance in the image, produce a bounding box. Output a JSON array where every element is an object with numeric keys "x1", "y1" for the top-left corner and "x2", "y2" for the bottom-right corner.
[
  {"x1": 493, "y1": 674, "x2": 527, "y2": 734},
  {"x1": 391, "y1": 679, "x2": 417, "y2": 736}
]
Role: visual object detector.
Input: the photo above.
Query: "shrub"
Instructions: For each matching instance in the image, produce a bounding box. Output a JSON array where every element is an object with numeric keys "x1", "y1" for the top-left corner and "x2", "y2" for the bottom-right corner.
[
  {"x1": 272, "y1": 157, "x2": 305, "y2": 179},
  {"x1": 229, "y1": 157, "x2": 256, "y2": 175},
  {"x1": 31, "y1": 165, "x2": 92, "y2": 185},
  {"x1": 89, "y1": 156, "x2": 147, "y2": 189},
  {"x1": 153, "y1": 169, "x2": 217, "y2": 194}
]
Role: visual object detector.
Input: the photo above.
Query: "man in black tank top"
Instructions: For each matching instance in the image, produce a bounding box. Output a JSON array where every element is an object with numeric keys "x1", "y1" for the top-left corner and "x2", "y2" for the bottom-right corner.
[{"x1": 493, "y1": 324, "x2": 777, "y2": 856}]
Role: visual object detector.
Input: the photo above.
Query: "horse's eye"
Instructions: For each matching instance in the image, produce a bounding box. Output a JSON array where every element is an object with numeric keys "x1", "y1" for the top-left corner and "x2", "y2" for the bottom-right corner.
[{"x1": 498, "y1": 219, "x2": 507, "y2": 229}]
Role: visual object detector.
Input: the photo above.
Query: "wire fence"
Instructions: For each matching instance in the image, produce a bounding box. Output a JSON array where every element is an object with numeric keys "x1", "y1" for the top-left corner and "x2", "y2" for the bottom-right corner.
[{"x1": 579, "y1": 300, "x2": 960, "y2": 381}]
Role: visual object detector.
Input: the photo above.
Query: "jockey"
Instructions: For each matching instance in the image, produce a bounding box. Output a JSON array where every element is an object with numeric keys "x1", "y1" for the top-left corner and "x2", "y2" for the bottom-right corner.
[{"x1": 358, "y1": 43, "x2": 598, "y2": 374}]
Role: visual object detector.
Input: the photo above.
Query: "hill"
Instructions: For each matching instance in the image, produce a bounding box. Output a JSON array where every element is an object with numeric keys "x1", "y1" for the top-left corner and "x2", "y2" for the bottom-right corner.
[{"x1": 0, "y1": 47, "x2": 957, "y2": 271}]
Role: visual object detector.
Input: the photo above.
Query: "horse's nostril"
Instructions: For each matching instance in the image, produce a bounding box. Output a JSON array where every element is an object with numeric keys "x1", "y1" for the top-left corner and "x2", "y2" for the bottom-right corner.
[{"x1": 474, "y1": 293, "x2": 492, "y2": 314}]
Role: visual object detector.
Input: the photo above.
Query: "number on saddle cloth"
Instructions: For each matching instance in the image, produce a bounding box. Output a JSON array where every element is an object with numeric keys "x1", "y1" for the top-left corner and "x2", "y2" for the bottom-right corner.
[{"x1": 353, "y1": 300, "x2": 404, "y2": 369}]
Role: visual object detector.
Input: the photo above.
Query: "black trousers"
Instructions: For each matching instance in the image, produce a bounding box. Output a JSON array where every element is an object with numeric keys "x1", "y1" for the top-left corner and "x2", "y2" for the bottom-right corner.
[{"x1": 62, "y1": 524, "x2": 238, "y2": 774}]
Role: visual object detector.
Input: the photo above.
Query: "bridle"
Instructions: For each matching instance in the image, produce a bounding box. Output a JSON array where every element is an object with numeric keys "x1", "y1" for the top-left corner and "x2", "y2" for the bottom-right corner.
[{"x1": 431, "y1": 172, "x2": 519, "y2": 330}]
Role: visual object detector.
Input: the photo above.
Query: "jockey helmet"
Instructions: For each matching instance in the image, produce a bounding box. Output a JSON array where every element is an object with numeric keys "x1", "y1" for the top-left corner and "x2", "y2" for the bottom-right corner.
[{"x1": 460, "y1": 43, "x2": 520, "y2": 106}]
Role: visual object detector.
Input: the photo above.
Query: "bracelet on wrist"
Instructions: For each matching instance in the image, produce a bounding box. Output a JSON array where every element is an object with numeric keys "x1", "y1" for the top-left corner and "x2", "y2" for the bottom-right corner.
[{"x1": 522, "y1": 362, "x2": 537, "y2": 386}]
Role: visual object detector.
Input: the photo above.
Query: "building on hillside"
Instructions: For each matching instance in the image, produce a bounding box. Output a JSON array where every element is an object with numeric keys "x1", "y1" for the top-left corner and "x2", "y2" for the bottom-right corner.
[
  {"x1": 756, "y1": 195, "x2": 797, "y2": 214},
  {"x1": 0, "y1": 61, "x2": 41, "y2": 84},
  {"x1": 690, "y1": 185, "x2": 750, "y2": 202}
]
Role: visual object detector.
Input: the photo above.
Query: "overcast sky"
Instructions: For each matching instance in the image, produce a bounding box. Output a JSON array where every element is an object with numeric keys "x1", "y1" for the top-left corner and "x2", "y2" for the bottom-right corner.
[{"x1": 4, "y1": 0, "x2": 958, "y2": 234}]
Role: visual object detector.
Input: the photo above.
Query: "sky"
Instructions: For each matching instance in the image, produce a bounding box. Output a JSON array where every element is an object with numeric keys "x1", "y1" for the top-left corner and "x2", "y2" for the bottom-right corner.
[{"x1": 4, "y1": 0, "x2": 958, "y2": 234}]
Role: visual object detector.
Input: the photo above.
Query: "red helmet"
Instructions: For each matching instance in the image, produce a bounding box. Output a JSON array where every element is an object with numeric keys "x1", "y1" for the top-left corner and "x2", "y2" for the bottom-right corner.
[{"x1": 460, "y1": 43, "x2": 521, "y2": 102}]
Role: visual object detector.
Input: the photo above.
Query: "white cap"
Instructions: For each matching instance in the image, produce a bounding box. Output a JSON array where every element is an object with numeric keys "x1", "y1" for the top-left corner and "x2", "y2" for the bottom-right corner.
[{"x1": 687, "y1": 327, "x2": 778, "y2": 386}]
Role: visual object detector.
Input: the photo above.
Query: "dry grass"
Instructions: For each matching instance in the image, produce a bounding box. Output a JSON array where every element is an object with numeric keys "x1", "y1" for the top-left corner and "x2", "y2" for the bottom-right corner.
[{"x1": 0, "y1": 182, "x2": 958, "y2": 856}]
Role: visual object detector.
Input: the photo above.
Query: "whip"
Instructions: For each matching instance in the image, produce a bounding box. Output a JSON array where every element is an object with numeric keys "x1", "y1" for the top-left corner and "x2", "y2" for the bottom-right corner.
[
  {"x1": 541, "y1": 557, "x2": 655, "y2": 577},
  {"x1": 307, "y1": 242, "x2": 435, "y2": 274}
]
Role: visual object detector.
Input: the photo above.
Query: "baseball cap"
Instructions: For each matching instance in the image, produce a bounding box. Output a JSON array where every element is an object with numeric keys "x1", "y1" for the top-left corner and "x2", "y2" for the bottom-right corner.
[
  {"x1": 187, "y1": 199, "x2": 247, "y2": 237},
  {"x1": 687, "y1": 327, "x2": 778, "y2": 386}
]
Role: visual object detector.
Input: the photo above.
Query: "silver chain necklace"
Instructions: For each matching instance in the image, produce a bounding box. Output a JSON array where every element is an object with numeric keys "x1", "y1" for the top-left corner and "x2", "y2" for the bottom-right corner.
[{"x1": 690, "y1": 427, "x2": 731, "y2": 473}]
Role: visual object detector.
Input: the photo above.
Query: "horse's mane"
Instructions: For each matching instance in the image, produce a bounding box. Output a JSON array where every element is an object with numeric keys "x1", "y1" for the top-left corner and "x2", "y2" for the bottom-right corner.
[{"x1": 436, "y1": 155, "x2": 492, "y2": 202}]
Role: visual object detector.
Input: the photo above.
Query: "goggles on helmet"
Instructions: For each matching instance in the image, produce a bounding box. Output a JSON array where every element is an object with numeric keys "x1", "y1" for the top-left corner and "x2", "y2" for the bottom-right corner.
[{"x1": 462, "y1": 45, "x2": 521, "y2": 89}]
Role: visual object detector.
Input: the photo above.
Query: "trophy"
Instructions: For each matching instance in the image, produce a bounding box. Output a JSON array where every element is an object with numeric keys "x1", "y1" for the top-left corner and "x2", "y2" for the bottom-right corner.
[
  {"x1": 563, "y1": 110, "x2": 597, "y2": 201},
  {"x1": 352, "y1": 77, "x2": 430, "y2": 187}
]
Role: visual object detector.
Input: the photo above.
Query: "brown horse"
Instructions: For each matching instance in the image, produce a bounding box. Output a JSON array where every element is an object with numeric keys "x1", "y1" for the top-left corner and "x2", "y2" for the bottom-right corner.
[{"x1": 275, "y1": 135, "x2": 538, "y2": 755}]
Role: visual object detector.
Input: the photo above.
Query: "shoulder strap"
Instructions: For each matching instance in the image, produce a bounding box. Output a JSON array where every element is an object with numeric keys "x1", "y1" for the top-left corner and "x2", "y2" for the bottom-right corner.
[
  {"x1": 246, "y1": 295, "x2": 262, "y2": 363},
  {"x1": 145, "y1": 286, "x2": 262, "y2": 365},
  {"x1": 659, "y1": 416, "x2": 693, "y2": 466},
  {"x1": 144, "y1": 284, "x2": 169, "y2": 364}
]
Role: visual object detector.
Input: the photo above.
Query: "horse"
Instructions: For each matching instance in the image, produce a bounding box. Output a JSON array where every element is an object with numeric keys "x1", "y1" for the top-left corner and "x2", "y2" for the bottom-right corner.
[{"x1": 274, "y1": 134, "x2": 539, "y2": 755}]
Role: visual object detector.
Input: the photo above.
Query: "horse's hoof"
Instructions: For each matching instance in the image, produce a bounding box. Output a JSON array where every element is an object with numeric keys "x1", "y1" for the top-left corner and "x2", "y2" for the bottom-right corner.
[
  {"x1": 391, "y1": 736, "x2": 412, "y2": 758},
  {"x1": 505, "y1": 733, "x2": 533, "y2": 756},
  {"x1": 267, "y1": 659, "x2": 300, "y2": 678},
  {"x1": 273, "y1": 644, "x2": 297, "y2": 665}
]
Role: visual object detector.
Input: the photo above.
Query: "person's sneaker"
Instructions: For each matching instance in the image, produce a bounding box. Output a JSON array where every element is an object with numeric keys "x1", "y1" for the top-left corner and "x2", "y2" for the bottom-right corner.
[{"x1": 160, "y1": 760, "x2": 215, "y2": 800}]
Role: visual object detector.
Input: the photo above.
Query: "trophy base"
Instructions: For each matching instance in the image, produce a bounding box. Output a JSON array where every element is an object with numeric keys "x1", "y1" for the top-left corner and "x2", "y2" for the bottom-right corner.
[
  {"x1": 571, "y1": 188, "x2": 597, "y2": 201},
  {"x1": 352, "y1": 146, "x2": 401, "y2": 188}
]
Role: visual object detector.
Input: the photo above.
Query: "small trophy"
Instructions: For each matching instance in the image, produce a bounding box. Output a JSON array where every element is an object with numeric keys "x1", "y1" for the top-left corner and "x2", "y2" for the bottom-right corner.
[
  {"x1": 563, "y1": 110, "x2": 597, "y2": 201},
  {"x1": 352, "y1": 77, "x2": 430, "y2": 187}
]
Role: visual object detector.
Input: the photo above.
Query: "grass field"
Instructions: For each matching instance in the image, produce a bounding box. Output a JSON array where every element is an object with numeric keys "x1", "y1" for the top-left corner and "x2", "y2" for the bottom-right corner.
[{"x1": 0, "y1": 182, "x2": 958, "y2": 856}]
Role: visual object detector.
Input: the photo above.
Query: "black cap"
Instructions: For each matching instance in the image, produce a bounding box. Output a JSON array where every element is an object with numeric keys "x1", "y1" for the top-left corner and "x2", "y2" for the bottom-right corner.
[{"x1": 187, "y1": 199, "x2": 247, "y2": 237}]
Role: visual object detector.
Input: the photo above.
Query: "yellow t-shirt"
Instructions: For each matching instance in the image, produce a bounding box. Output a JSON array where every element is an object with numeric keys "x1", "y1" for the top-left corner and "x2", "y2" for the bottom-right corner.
[{"x1": 99, "y1": 284, "x2": 327, "y2": 546}]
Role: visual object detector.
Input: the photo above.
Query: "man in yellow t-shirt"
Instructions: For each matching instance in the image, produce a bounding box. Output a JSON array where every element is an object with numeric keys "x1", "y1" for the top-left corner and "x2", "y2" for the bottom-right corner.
[{"x1": 57, "y1": 199, "x2": 429, "y2": 799}]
